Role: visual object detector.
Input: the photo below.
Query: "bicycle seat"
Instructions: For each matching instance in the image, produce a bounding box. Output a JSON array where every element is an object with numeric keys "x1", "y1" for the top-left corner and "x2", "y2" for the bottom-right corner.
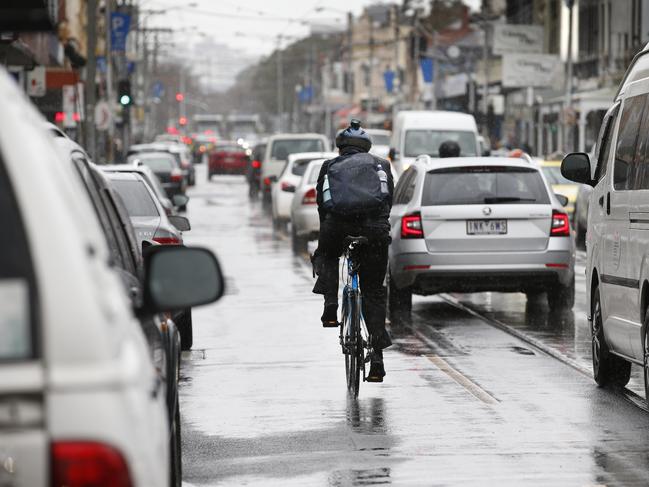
[{"x1": 343, "y1": 236, "x2": 368, "y2": 248}]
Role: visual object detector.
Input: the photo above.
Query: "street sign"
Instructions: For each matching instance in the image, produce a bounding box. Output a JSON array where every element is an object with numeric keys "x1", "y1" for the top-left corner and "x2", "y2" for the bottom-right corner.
[
  {"x1": 94, "y1": 101, "x2": 112, "y2": 131},
  {"x1": 110, "y1": 12, "x2": 131, "y2": 52},
  {"x1": 420, "y1": 58, "x2": 434, "y2": 83},
  {"x1": 502, "y1": 54, "x2": 563, "y2": 88},
  {"x1": 152, "y1": 81, "x2": 165, "y2": 99},
  {"x1": 493, "y1": 24, "x2": 544, "y2": 55},
  {"x1": 383, "y1": 70, "x2": 395, "y2": 93},
  {"x1": 26, "y1": 66, "x2": 46, "y2": 97}
]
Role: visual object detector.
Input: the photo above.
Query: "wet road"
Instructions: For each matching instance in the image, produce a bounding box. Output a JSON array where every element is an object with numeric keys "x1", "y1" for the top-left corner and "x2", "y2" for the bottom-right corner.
[{"x1": 181, "y1": 167, "x2": 649, "y2": 486}]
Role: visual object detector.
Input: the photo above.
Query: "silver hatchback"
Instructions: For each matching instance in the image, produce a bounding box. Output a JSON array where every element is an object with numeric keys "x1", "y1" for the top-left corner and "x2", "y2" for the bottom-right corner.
[{"x1": 388, "y1": 156, "x2": 576, "y2": 321}]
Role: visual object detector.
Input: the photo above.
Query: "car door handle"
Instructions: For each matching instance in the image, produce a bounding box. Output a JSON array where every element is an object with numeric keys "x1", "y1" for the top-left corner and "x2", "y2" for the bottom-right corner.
[{"x1": 599, "y1": 195, "x2": 604, "y2": 207}]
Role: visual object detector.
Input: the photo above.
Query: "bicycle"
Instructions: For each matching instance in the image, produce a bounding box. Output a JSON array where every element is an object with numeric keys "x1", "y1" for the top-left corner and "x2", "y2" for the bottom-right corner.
[{"x1": 339, "y1": 236, "x2": 374, "y2": 398}]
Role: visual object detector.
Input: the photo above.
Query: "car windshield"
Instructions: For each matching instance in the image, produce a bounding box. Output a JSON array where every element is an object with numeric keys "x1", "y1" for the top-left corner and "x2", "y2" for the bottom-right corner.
[
  {"x1": 370, "y1": 133, "x2": 390, "y2": 145},
  {"x1": 216, "y1": 144, "x2": 244, "y2": 153},
  {"x1": 291, "y1": 158, "x2": 318, "y2": 176},
  {"x1": 111, "y1": 179, "x2": 160, "y2": 217},
  {"x1": 404, "y1": 130, "x2": 477, "y2": 158},
  {"x1": 271, "y1": 139, "x2": 324, "y2": 160},
  {"x1": 542, "y1": 165, "x2": 573, "y2": 185},
  {"x1": 422, "y1": 166, "x2": 550, "y2": 206},
  {"x1": 308, "y1": 163, "x2": 323, "y2": 184},
  {"x1": 129, "y1": 154, "x2": 176, "y2": 172}
]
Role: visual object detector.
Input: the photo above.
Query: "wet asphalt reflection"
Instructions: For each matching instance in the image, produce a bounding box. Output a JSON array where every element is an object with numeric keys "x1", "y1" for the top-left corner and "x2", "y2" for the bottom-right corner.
[{"x1": 180, "y1": 166, "x2": 649, "y2": 486}]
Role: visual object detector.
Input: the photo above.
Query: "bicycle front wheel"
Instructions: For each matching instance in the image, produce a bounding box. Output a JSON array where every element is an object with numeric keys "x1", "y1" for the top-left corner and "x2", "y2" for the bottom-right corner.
[{"x1": 345, "y1": 291, "x2": 363, "y2": 398}]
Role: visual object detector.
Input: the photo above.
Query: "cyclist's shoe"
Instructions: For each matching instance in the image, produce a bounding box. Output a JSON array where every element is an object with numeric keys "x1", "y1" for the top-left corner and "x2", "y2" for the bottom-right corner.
[
  {"x1": 366, "y1": 361, "x2": 385, "y2": 382},
  {"x1": 321, "y1": 302, "x2": 339, "y2": 328}
]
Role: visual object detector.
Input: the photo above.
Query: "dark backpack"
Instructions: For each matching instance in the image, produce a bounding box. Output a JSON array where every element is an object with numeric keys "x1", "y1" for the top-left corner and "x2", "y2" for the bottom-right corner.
[{"x1": 322, "y1": 153, "x2": 389, "y2": 215}]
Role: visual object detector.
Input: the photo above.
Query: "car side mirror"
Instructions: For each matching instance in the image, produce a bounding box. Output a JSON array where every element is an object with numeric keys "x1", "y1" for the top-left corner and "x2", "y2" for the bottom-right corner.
[
  {"x1": 142, "y1": 246, "x2": 225, "y2": 312},
  {"x1": 555, "y1": 193, "x2": 569, "y2": 207},
  {"x1": 561, "y1": 152, "x2": 593, "y2": 186},
  {"x1": 168, "y1": 215, "x2": 191, "y2": 232},
  {"x1": 172, "y1": 194, "x2": 189, "y2": 208}
]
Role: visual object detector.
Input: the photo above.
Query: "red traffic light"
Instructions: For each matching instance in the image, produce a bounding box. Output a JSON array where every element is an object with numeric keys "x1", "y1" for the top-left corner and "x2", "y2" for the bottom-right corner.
[
  {"x1": 179, "y1": 116, "x2": 187, "y2": 126},
  {"x1": 175, "y1": 92, "x2": 184, "y2": 102}
]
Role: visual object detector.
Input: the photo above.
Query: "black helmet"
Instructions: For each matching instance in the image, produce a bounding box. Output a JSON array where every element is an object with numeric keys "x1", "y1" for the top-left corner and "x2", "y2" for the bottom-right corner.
[
  {"x1": 439, "y1": 140, "x2": 461, "y2": 158},
  {"x1": 335, "y1": 119, "x2": 372, "y2": 152}
]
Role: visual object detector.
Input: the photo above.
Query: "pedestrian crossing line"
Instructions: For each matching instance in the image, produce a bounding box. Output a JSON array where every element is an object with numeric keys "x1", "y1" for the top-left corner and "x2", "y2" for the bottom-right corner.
[{"x1": 426, "y1": 354, "x2": 499, "y2": 406}]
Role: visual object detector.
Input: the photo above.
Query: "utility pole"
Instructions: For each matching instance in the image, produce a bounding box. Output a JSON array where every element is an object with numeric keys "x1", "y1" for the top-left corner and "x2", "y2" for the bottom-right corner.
[
  {"x1": 347, "y1": 12, "x2": 354, "y2": 106},
  {"x1": 276, "y1": 35, "x2": 284, "y2": 132},
  {"x1": 412, "y1": 11, "x2": 420, "y2": 106},
  {"x1": 393, "y1": 5, "x2": 400, "y2": 104},
  {"x1": 564, "y1": 0, "x2": 575, "y2": 152},
  {"x1": 481, "y1": 3, "x2": 490, "y2": 125},
  {"x1": 368, "y1": 13, "x2": 375, "y2": 121},
  {"x1": 105, "y1": 0, "x2": 114, "y2": 161},
  {"x1": 85, "y1": 0, "x2": 98, "y2": 158}
]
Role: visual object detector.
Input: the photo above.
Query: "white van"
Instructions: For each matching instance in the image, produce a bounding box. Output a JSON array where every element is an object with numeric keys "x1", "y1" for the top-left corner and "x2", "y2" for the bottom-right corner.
[
  {"x1": 0, "y1": 67, "x2": 224, "y2": 486},
  {"x1": 561, "y1": 43, "x2": 649, "y2": 399},
  {"x1": 389, "y1": 110, "x2": 481, "y2": 176}
]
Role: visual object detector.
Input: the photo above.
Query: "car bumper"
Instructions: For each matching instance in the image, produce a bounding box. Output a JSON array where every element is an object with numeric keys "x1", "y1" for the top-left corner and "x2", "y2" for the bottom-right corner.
[
  {"x1": 390, "y1": 242, "x2": 574, "y2": 293},
  {"x1": 161, "y1": 182, "x2": 184, "y2": 198},
  {"x1": 275, "y1": 191, "x2": 294, "y2": 220},
  {"x1": 292, "y1": 207, "x2": 320, "y2": 237}
]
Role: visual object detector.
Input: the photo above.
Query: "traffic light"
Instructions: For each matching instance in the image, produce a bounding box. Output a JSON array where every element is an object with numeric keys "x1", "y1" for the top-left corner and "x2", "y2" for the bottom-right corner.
[
  {"x1": 175, "y1": 92, "x2": 184, "y2": 102},
  {"x1": 178, "y1": 116, "x2": 187, "y2": 126},
  {"x1": 118, "y1": 79, "x2": 132, "y2": 106}
]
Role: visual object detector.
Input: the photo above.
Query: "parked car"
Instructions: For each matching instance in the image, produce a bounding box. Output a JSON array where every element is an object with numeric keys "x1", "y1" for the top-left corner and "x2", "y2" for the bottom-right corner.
[
  {"x1": 0, "y1": 67, "x2": 224, "y2": 487},
  {"x1": 389, "y1": 111, "x2": 480, "y2": 176},
  {"x1": 290, "y1": 158, "x2": 326, "y2": 253},
  {"x1": 208, "y1": 140, "x2": 249, "y2": 178},
  {"x1": 388, "y1": 155, "x2": 576, "y2": 323},
  {"x1": 366, "y1": 128, "x2": 391, "y2": 159},
  {"x1": 561, "y1": 47, "x2": 649, "y2": 397},
  {"x1": 126, "y1": 151, "x2": 188, "y2": 211},
  {"x1": 271, "y1": 151, "x2": 337, "y2": 228},
  {"x1": 260, "y1": 133, "x2": 330, "y2": 205},
  {"x1": 104, "y1": 170, "x2": 195, "y2": 350},
  {"x1": 190, "y1": 133, "x2": 216, "y2": 164},
  {"x1": 247, "y1": 140, "x2": 266, "y2": 198},
  {"x1": 539, "y1": 159, "x2": 579, "y2": 221},
  {"x1": 128, "y1": 142, "x2": 195, "y2": 187}
]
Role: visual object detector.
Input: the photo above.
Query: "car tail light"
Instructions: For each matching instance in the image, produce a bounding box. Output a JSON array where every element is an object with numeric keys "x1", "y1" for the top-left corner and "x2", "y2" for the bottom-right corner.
[
  {"x1": 550, "y1": 210, "x2": 570, "y2": 236},
  {"x1": 302, "y1": 188, "x2": 317, "y2": 205},
  {"x1": 281, "y1": 181, "x2": 295, "y2": 192},
  {"x1": 180, "y1": 160, "x2": 190, "y2": 169},
  {"x1": 170, "y1": 168, "x2": 183, "y2": 182},
  {"x1": 401, "y1": 213, "x2": 423, "y2": 239},
  {"x1": 252, "y1": 160, "x2": 261, "y2": 169},
  {"x1": 153, "y1": 236, "x2": 181, "y2": 245},
  {"x1": 263, "y1": 177, "x2": 271, "y2": 186},
  {"x1": 51, "y1": 441, "x2": 133, "y2": 487}
]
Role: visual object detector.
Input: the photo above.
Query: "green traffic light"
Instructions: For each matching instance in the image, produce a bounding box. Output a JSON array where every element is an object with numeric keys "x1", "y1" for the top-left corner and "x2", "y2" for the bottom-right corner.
[{"x1": 120, "y1": 95, "x2": 131, "y2": 105}]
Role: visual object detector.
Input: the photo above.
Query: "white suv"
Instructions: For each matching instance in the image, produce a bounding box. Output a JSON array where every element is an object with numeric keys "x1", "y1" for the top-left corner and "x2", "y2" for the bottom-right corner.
[
  {"x1": 0, "y1": 68, "x2": 223, "y2": 486},
  {"x1": 562, "y1": 44, "x2": 649, "y2": 397}
]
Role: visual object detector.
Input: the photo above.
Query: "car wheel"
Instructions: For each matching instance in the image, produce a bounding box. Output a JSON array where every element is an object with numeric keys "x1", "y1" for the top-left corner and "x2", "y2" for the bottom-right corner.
[
  {"x1": 291, "y1": 226, "x2": 306, "y2": 254},
  {"x1": 388, "y1": 272, "x2": 412, "y2": 325},
  {"x1": 591, "y1": 286, "x2": 631, "y2": 387},
  {"x1": 176, "y1": 309, "x2": 193, "y2": 351},
  {"x1": 169, "y1": 396, "x2": 182, "y2": 487},
  {"x1": 547, "y1": 275, "x2": 575, "y2": 309}
]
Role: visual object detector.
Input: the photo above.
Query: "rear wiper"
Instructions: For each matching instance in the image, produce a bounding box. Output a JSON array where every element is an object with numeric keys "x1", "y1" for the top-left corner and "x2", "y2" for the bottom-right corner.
[{"x1": 484, "y1": 196, "x2": 537, "y2": 203}]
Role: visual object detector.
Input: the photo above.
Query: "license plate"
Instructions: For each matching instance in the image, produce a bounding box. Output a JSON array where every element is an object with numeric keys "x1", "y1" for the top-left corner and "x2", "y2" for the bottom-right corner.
[
  {"x1": 466, "y1": 219, "x2": 507, "y2": 235},
  {"x1": 224, "y1": 157, "x2": 235, "y2": 163}
]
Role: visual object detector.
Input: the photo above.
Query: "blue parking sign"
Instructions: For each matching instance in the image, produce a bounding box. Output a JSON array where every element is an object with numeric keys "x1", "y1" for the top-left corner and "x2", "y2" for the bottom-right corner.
[{"x1": 111, "y1": 12, "x2": 131, "y2": 52}]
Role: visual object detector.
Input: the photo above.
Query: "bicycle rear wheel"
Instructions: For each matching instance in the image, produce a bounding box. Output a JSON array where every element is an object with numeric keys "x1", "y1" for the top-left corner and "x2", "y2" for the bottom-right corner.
[{"x1": 345, "y1": 291, "x2": 363, "y2": 398}]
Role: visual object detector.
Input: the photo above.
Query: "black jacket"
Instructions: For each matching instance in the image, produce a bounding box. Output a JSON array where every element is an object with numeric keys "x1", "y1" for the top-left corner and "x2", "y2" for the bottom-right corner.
[{"x1": 315, "y1": 147, "x2": 394, "y2": 224}]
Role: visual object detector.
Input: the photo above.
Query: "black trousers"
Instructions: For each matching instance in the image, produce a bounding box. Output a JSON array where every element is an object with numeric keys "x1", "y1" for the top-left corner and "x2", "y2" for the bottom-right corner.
[{"x1": 312, "y1": 215, "x2": 392, "y2": 350}]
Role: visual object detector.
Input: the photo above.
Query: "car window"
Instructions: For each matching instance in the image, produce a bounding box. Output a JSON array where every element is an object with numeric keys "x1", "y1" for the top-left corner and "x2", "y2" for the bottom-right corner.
[
  {"x1": 422, "y1": 166, "x2": 550, "y2": 206},
  {"x1": 404, "y1": 130, "x2": 478, "y2": 158},
  {"x1": 271, "y1": 139, "x2": 324, "y2": 160},
  {"x1": 541, "y1": 165, "x2": 572, "y2": 184},
  {"x1": 216, "y1": 144, "x2": 245, "y2": 152},
  {"x1": 595, "y1": 105, "x2": 619, "y2": 182},
  {"x1": 111, "y1": 179, "x2": 160, "y2": 217},
  {"x1": 370, "y1": 133, "x2": 390, "y2": 145},
  {"x1": 614, "y1": 94, "x2": 647, "y2": 190},
  {"x1": 130, "y1": 154, "x2": 176, "y2": 172},
  {"x1": 308, "y1": 163, "x2": 323, "y2": 184},
  {"x1": 394, "y1": 167, "x2": 416, "y2": 204},
  {"x1": 0, "y1": 155, "x2": 38, "y2": 360},
  {"x1": 292, "y1": 158, "x2": 316, "y2": 176},
  {"x1": 635, "y1": 104, "x2": 649, "y2": 190}
]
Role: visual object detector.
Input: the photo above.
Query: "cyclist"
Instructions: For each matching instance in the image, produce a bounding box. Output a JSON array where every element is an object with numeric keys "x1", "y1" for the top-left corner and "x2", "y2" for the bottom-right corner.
[
  {"x1": 312, "y1": 119, "x2": 394, "y2": 382},
  {"x1": 439, "y1": 139, "x2": 461, "y2": 158}
]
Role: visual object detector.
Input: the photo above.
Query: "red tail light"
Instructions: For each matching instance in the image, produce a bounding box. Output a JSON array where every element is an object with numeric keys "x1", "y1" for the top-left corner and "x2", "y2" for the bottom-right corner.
[
  {"x1": 252, "y1": 160, "x2": 261, "y2": 169},
  {"x1": 170, "y1": 168, "x2": 183, "y2": 182},
  {"x1": 401, "y1": 213, "x2": 423, "y2": 239},
  {"x1": 153, "y1": 236, "x2": 181, "y2": 245},
  {"x1": 302, "y1": 187, "x2": 317, "y2": 205},
  {"x1": 550, "y1": 210, "x2": 570, "y2": 236},
  {"x1": 263, "y1": 177, "x2": 271, "y2": 186},
  {"x1": 281, "y1": 181, "x2": 295, "y2": 192},
  {"x1": 51, "y1": 441, "x2": 133, "y2": 487}
]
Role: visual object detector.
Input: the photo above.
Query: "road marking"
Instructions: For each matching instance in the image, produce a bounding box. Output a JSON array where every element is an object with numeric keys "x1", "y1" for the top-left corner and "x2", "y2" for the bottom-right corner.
[{"x1": 426, "y1": 354, "x2": 499, "y2": 405}]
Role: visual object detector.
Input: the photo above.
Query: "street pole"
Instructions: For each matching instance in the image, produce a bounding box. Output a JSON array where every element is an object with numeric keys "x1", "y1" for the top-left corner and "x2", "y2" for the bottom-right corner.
[
  {"x1": 347, "y1": 12, "x2": 353, "y2": 106},
  {"x1": 393, "y1": 5, "x2": 400, "y2": 109},
  {"x1": 481, "y1": 13, "x2": 489, "y2": 127},
  {"x1": 85, "y1": 0, "x2": 98, "y2": 158},
  {"x1": 105, "y1": 0, "x2": 114, "y2": 162},
  {"x1": 368, "y1": 14, "x2": 374, "y2": 122},
  {"x1": 564, "y1": 0, "x2": 574, "y2": 153},
  {"x1": 413, "y1": 13, "x2": 420, "y2": 107},
  {"x1": 276, "y1": 35, "x2": 283, "y2": 132},
  {"x1": 180, "y1": 69, "x2": 186, "y2": 133}
]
